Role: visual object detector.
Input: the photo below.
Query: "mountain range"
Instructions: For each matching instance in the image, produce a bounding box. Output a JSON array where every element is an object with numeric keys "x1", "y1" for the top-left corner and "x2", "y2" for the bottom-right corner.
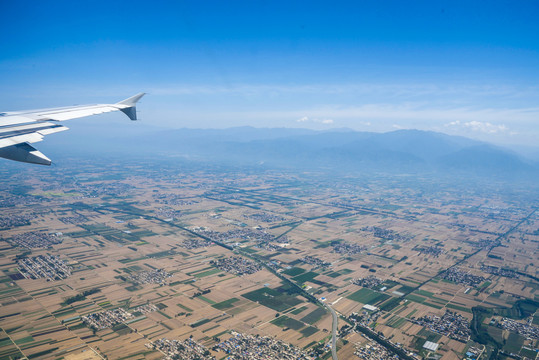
[{"x1": 41, "y1": 125, "x2": 539, "y2": 179}]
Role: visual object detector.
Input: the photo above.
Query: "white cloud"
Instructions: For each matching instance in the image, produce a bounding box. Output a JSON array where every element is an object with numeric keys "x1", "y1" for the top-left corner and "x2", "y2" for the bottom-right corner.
[
  {"x1": 296, "y1": 116, "x2": 333, "y2": 125},
  {"x1": 446, "y1": 120, "x2": 509, "y2": 134},
  {"x1": 145, "y1": 83, "x2": 539, "y2": 101},
  {"x1": 463, "y1": 121, "x2": 508, "y2": 134}
]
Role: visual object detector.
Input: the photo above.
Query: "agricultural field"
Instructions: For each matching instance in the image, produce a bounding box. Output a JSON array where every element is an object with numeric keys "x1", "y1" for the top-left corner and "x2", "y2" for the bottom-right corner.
[{"x1": 0, "y1": 158, "x2": 537, "y2": 359}]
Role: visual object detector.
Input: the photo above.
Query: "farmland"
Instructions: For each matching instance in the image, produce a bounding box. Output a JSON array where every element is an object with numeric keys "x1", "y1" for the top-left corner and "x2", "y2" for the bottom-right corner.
[{"x1": 0, "y1": 157, "x2": 537, "y2": 359}]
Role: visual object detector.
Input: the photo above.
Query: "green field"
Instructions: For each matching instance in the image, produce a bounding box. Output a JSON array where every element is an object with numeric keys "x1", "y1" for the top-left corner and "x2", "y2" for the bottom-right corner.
[
  {"x1": 292, "y1": 271, "x2": 319, "y2": 284},
  {"x1": 347, "y1": 288, "x2": 391, "y2": 305},
  {"x1": 271, "y1": 315, "x2": 305, "y2": 330},
  {"x1": 283, "y1": 267, "x2": 306, "y2": 276},
  {"x1": 300, "y1": 307, "x2": 326, "y2": 324},
  {"x1": 193, "y1": 268, "x2": 222, "y2": 278},
  {"x1": 300, "y1": 326, "x2": 319, "y2": 337},
  {"x1": 446, "y1": 303, "x2": 472, "y2": 313},
  {"x1": 395, "y1": 285, "x2": 416, "y2": 294},
  {"x1": 520, "y1": 347, "x2": 538, "y2": 359},
  {"x1": 190, "y1": 318, "x2": 211, "y2": 328},
  {"x1": 415, "y1": 290, "x2": 434, "y2": 298},
  {"x1": 291, "y1": 306, "x2": 308, "y2": 315},
  {"x1": 324, "y1": 271, "x2": 342, "y2": 278},
  {"x1": 197, "y1": 296, "x2": 216, "y2": 305},
  {"x1": 242, "y1": 287, "x2": 302, "y2": 312},
  {"x1": 405, "y1": 294, "x2": 427, "y2": 303},
  {"x1": 386, "y1": 315, "x2": 407, "y2": 328},
  {"x1": 212, "y1": 298, "x2": 239, "y2": 310},
  {"x1": 177, "y1": 303, "x2": 193, "y2": 312}
]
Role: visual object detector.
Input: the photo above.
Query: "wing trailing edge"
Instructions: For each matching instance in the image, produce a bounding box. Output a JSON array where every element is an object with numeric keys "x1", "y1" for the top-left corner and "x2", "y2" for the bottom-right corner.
[
  {"x1": 0, "y1": 93, "x2": 145, "y2": 165},
  {"x1": 0, "y1": 143, "x2": 52, "y2": 165}
]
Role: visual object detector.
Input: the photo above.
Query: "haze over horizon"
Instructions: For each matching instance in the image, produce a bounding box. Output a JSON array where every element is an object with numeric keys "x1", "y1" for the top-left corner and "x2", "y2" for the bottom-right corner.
[
  {"x1": 1, "y1": 1, "x2": 538, "y2": 147},
  {"x1": 1, "y1": 4, "x2": 539, "y2": 359}
]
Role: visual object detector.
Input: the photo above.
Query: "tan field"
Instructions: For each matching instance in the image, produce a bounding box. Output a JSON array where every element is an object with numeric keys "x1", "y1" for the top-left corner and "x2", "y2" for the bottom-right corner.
[{"x1": 0, "y1": 162, "x2": 537, "y2": 359}]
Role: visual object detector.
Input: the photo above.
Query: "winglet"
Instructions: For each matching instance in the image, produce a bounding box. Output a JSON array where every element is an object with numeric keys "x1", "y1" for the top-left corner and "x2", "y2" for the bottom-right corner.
[
  {"x1": 117, "y1": 92, "x2": 146, "y2": 106},
  {"x1": 117, "y1": 93, "x2": 145, "y2": 120}
]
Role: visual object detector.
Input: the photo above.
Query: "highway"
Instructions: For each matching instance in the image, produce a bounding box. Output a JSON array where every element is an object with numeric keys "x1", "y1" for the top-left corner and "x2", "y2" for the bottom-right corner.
[
  {"x1": 325, "y1": 303, "x2": 339, "y2": 360},
  {"x1": 99, "y1": 204, "x2": 343, "y2": 359}
]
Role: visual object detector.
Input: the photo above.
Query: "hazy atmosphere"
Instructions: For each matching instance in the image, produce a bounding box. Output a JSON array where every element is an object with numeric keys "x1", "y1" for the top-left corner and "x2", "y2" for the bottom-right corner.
[
  {"x1": 1, "y1": 3, "x2": 538, "y2": 360},
  {"x1": 1, "y1": 1, "x2": 539, "y2": 147}
]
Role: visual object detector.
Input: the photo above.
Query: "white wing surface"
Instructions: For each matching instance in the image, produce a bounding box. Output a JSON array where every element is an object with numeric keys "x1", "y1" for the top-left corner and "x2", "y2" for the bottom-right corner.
[{"x1": 0, "y1": 93, "x2": 145, "y2": 165}]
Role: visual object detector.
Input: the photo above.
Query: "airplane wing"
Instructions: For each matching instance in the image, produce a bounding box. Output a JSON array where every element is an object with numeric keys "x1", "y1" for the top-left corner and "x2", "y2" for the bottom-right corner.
[{"x1": 0, "y1": 93, "x2": 145, "y2": 165}]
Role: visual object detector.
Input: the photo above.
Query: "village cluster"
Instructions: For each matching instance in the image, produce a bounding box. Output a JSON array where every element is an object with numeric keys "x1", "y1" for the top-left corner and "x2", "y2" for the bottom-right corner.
[
  {"x1": 442, "y1": 267, "x2": 485, "y2": 287},
  {"x1": 350, "y1": 275, "x2": 384, "y2": 289},
  {"x1": 0, "y1": 214, "x2": 32, "y2": 229},
  {"x1": 153, "y1": 193, "x2": 197, "y2": 206},
  {"x1": 418, "y1": 245, "x2": 444, "y2": 256},
  {"x1": 244, "y1": 212, "x2": 286, "y2": 223},
  {"x1": 181, "y1": 237, "x2": 215, "y2": 249},
  {"x1": 331, "y1": 241, "x2": 366, "y2": 255},
  {"x1": 362, "y1": 226, "x2": 411, "y2": 242},
  {"x1": 147, "y1": 338, "x2": 214, "y2": 360},
  {"x1": 82, "y1": 304, "x2": 158, "y2": 330},
  {"x1": 354, "y1": 338, "x2": 400, "y2": 360},
  {"x1": 126, "y1": 268, "x2": 172, "y2": 285},
  {"x1": 154, "y1": 207, "x2": 182, "y2": 220},
  {"x1": 412, "y1": 310, "x2": 471, "y2": 342},
  {"x1": 210, "y1": 256, "x2": 261, "y2": 275},
  {"x1": 58, "y1": 214, "x2": 88, "y2": 225},
  {"x1": 480, "y1": 264, "x2": 519, "y2": 279},
  {"x1": 300, "y1": 255, "x2": 331, "y2": 269},
  {"x1": 9, "y1": 231, "x2": 63, "y2": 248},
  {"x1": 17, "y1": 254, "x2": 71, "y2": 281},
  {"x1": 499, "y1": 317, "x2": 539, "y2": 340},
  {"x1": 213, "y1": 331, "x2": 312, "y2": 360}
]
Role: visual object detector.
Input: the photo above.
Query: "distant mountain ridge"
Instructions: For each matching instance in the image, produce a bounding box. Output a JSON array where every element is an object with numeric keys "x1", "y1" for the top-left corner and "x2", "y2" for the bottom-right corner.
[
  {"x1": 136, "y1": 127, "x2": 536, "y2": 176},
  {"x1": 41, "y1": 125, "x2": 539, "y2": 178}
]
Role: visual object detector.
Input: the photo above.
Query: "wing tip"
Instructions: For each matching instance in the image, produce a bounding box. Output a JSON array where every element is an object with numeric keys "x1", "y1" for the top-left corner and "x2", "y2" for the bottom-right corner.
[{"x1": 117, "y1": 93, "x2": 146, "y2": 107}]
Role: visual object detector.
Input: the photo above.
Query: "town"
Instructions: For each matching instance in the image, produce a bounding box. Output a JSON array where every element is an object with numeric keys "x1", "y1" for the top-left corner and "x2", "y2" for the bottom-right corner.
[
  {"x1": 17, "y1": 254, "x2": 71, "y2": 281},
  {"x1": 83, "y1": 304, "x2": 158, "y2": 330},
  {"x1": 126, "y1": 268, "x2": 172, "y2": 285},
  {"x1": 350, "y1": 275, "x2": 384, "y2": 289},
  {"x1": 480, "y1": 264, "x2": 519, "y2": 278},
  {"x1": 8, "y1": 231, "x2": 63, "y2": 248},
  {"x1": 0, "y1": 214, "x2": 31, "y2": 229},
  {"x1": 411, "y1": 310, "x2": 471, "y2": 343},
  {"x1": 300, "y1": 255, "x2": 331, "y2": 269},
  {"x1": 442, "y1": 267, "x2": 486, "y2": 287},
  {"x1": 354, "y1": 337, "x2": 400, "y2": 360},
  {"x1": 213, "y1": 331, "x2": 312, "y2": 359},
  {"x1": 147, "y1": 338, "x2": 214, "y2": 360},
  {"x1": 331, "y1": 241, "x2": 366, "y2": 255},
  {"x1": 499, "y1": 317, "x2": 539, "y2": 340},
  {"x1": 210, "y1": 256, "x2": 262, "y2": 275}
]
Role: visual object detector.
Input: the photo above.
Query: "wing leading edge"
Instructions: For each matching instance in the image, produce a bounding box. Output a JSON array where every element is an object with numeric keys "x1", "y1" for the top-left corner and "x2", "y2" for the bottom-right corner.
[{"x1": 0, "y1": 93, "x2": 145, "y2": 165}]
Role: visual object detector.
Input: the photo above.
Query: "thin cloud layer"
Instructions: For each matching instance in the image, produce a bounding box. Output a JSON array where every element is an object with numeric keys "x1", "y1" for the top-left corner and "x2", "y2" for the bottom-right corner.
[
  {"x1": 446, "y1": 120, "x2": 509, "y2": 134},
  {"x1": 296, "y1": 116, "x2": 334, "y2": 125}
]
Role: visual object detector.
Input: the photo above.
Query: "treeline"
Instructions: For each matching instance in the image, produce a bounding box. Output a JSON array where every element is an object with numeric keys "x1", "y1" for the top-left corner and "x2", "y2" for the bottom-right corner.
[{"x1": 63, "y1": 288, "x2": 101, "y2": 305}]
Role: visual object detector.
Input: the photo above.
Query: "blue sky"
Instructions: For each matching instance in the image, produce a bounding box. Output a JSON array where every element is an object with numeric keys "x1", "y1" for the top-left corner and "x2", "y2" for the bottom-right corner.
[{"x1": 1, "y1": 0, "x2": 538, "y2": 146}]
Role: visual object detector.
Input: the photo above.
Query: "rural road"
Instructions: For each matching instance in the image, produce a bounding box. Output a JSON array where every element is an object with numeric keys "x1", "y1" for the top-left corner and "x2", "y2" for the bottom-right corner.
[{"x1": 325, "y1": 303, "x2": 339, "y2": 360}]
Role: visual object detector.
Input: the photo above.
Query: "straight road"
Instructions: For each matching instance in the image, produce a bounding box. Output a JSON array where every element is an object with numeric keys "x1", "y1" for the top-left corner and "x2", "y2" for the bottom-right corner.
[{"x1": 325, "y1": 303, "x2": 339, "y2": 360}]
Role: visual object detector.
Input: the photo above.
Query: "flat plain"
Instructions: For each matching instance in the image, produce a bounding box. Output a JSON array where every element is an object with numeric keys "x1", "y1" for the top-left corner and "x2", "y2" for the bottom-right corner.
[{"x1": 0, "y1": 158, "x2": 537, "y2": 359}]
